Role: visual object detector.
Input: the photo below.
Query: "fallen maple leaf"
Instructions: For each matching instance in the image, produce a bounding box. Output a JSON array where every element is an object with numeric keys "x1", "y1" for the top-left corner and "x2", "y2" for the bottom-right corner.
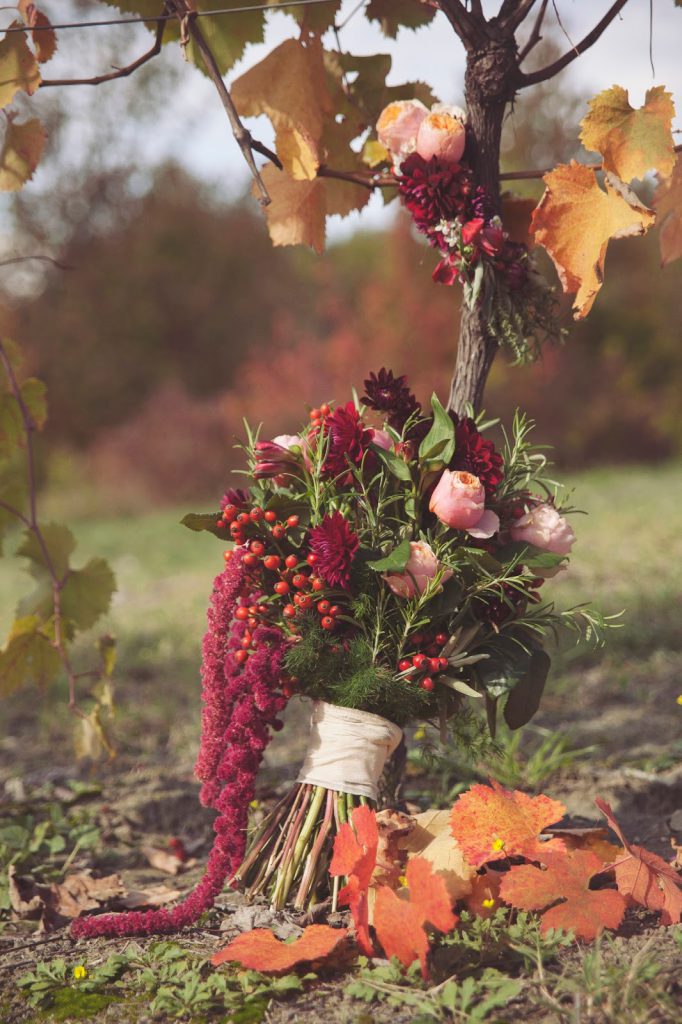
[
  {"x1": 330, "y1": 804, "x2": 378, "y2": 955},
  {"x1": 530, "y1": 161, "x2": 655, "y2": 318},
  {"x1": 463, "y1": 869, "x2": 503, "y2": 919},
  {"x1": 373, "y1": 857, "x2": 457, "y2": 979},
  {"x1": 596, "y1": 798, "x2": 682, "y2": 926},
  {"x1": 653, "y1": 157, "x2": 682, "y2": 265},
  {"x1": 542, "y1": 826, "x2": 622, "y2": 866},
  {"x1": 450, "y1": 781, "x2": 565, "y2": 868},
  {"x1": 499, "y1": 849, "x2": 626, "y2": 941},
  {"x1": 142, "y1": 845, "x2": 184, "y2": 876},
  {"x1": 580, "y1": 85, "x2": 676, "y2": 182},
  {"x1": 211, "y1": 924, "x2": 348, "y2": 973}
]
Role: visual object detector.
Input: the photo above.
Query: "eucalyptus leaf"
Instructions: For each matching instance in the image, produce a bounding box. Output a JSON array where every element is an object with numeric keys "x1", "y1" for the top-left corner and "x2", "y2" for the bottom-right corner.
[
  {"x1": 418, "y1": 393, "x2": 455, "y2": 467},
  {"x1": 438, "y1": 675, "x2": 483, "y2": 699},
  {"x1": 503, "y1": 649, "x2": 551, "y2": 730}
]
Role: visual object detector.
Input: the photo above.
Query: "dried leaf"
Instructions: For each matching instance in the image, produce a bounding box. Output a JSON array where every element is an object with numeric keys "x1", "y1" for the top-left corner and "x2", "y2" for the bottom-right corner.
[
  {"x1": 653, "y1": 157, "x2": 682, "y2": 265},
  {"x1": 398, "y1": 809, "x2": 475, "y2": 902},
  {"x1": 211, "y1": 924, "x2": 348, "y2": 973},
  {"x1": 118, "y1": 883, "x2": 183, "y2": 909},
  {"x1": 0, "y1": 615, "x2": 60, "y2": 696},
  {"x1": 0, "y1": 22, "x2": 41, "y2": 107},
  {"x1": 499, "y1": 850, "x2": 626, "y2": 940},
  {"x1": 258, "y1": 167, "x2": 326, "y2": 254},
  {"x1": 141, "y1": 845, "x2": 184, "y2": 875},
  {"x1": 596, "y1": 798, "x2": 682, "y2": 925},
  {"x1": 18, "y1": 2, "x2": 57, "y2": 63},
  {"x1": 8, "y1": 866, "x2": 125, "y2": 931},
  {"x1": 501, "y1": 196, "x2": 537, "y2": 247},
  {"x1": 542, "y1": 826, "x2": 622, "y2": 865},
  {"x1": 580, "y1": 85, "x2": 676, "y2": 181},
  {"x1": 0, "y1": 116, "x2": 46, "y2": 191},
  {"x1": 450, "y1": 781, "x2": 566, "y2": 868},
  {"x1": 530, "y1": 161, "x2": 655, "y2": 318},
  {"x1": 372, "y1": 808, "x2": 415, "y2": 886}
]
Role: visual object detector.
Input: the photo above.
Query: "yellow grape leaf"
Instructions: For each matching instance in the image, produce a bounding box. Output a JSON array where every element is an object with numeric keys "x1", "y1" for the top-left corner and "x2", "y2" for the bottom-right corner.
[
  {"x1": 232, "y1": 38, "x2": 333, "y2": 181},
  {"x1": 530, "y1": 161, "x2": 655, "y2": 318},
  {"x1": 653, "y1": 157, "x2": 682, "y2": 265},
  {"x1": 0, "y1": 22, "x2": 41, "y2": 108},
  {"x1": 580, "y1": 85, "x2": 676, "y2": 182},
  {"x1": 0, "y1": 615, "x2": 60, "y2": 696},
  {"x1": 0, "y1": 117, "x2": 46, "y2": 191},
  {"x1": 362, "y1": 139, "x2": 389, "y2": 167},
  {"x1": 18, "y1": 2, "x2": 57, "y2": 64},
  {"x1": 259, "y1": 165, "x2": 326, "y2": 253}
]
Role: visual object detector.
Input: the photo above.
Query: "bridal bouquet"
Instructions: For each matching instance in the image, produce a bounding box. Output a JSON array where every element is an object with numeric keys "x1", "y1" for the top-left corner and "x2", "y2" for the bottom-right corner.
[{"x1": 72, "y1": 369, "x2": 597, "y2": 938}]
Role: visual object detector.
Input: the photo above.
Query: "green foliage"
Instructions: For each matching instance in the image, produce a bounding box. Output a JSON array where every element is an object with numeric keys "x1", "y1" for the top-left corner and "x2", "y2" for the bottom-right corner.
[{"x1": 418, "y1": 393, "x2": 456, "y2": 469}]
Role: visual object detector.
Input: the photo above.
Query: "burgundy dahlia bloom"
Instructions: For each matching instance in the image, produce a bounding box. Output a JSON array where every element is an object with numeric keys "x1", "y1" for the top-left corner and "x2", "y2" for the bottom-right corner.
[
  {"x1": 322, "y1": 401, "x2": 373, "y2": 481},
  {"x1": 309, "y1": 512, "x2": 359, "y2": 590},
  {"x1": 363, "y1": 368, "x2": 421, "y2": 431},
  {"x1": 398, "y1": 153, "x2": 472, "y2": 241},
  {"x1": 450, "y1": 415, "x2": 504, "y2": 499}
]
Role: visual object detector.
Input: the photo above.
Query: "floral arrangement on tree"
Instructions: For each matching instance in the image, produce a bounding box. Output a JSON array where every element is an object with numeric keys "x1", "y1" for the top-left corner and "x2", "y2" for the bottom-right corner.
[{"x1": 72, "y1": 369, "x2": 607, "y2": 939}]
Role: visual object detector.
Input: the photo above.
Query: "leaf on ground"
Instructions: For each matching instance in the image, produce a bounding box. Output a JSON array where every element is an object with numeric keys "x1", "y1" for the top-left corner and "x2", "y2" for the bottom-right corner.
[
  {"x1": 653, "y1": 157, "x2": 682, "y2": 265},
  {"x1": 9, "y1": 866, "x2": 127, "y2": 930},
  {"x1": 118, "y1": 883, "x2": 182, "y2": 909},
  {"x1": 0, "y1": 615, "x2": 60, "y2": 696},
  {"x1": 18, "y1": 2, "x2": 57, "y2": 63},
  {"x1": 542, "y1": 826, "x2": 622, "y2": 865},
  {"x1": 463, "y1": 868, "x2": 503, "y2": 919},
  {"x1": 499, "y1": 849, "x2": 626, "y2": 941},
  {"x1": 0, "y1": 117, "x2": 46, "y2": 191},
  {"x1": 530, "y1": 161, "x2": 655, "y2": 318},
  {"x1": 141, "y1": 845, "x2": 184, "y2": 875},
  {"x1": 398, "y1": 809, "x2": 475, "y2": 902},
  {"x1": 210, "y1": 924, "x2": 348, "y2": 973},
  {"x1": 365, "y1": 0, "x2": 437, "y2": 37},
  {"x1": 372, "y1": 808, "x2": 415, "y2": 886},
  {"x1": 374, "y1": 857, "x2": 457, "y2": 979},
  {"x1": 596, "y1": 797, "x2": 682, "y2": 925},
  {"x1": 450, "y1": 781, "x2": 566, "y2": 868},
  {"x1": 330, "y1": 804, "x2": 378, "y2": 956},
  {"x1": 580, "y1": 85, "x2": 676, "y2": 181},
  {"x1": 0, "y1": 22, "x2": 41, "y2": 107}
]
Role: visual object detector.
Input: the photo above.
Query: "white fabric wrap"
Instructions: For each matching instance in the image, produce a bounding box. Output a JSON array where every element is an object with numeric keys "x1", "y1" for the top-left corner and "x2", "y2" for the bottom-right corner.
[{"x1": 296, "y1": 700, "x2": 403, "y2": 802}]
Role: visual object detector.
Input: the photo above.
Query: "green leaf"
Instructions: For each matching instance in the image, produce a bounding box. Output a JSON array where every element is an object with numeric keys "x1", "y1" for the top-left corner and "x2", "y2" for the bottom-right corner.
[
  {"x1": 366, "y1": 538, "x2": 412, "y2": 573},
  {"x1": 181, "y1": 511, "x2": 229, "y2": 540},
  {"x1": 371, "y1": 443, "x2": 413, "y2": 481},
  {"x1": 495, "y1": 541, "x2": 566, "y2": 571},
  {"x1": 20, "y1": 377, "x2": 47, "y2": 430},
  {"x1": 503, "y1": 650, "x2": 551, "y2": 730},
  {"x1": 0, "y1": 615, "x2": 60, "y2": 696},
  {"x1": 61, "y1": 558, "x2": 116, "y2": 631},
  {"x1": 476, "y1": 644, "x2": 534, "y2": 698},
  {"x1": 418, "y1": 393, "x2": 455, "y2": 467},
  {"x1": 0, "y1": 338, "x2": 23, "y2": 382},
  {"x1": 17, "y1": 523, "x2": 76, "y2": 580},
  {"x1": 0, "y1": 391, "x2": 22, "y2": 455},
  {"x1": 365, "y1": 0, "x2": 437, "y2": 37}
]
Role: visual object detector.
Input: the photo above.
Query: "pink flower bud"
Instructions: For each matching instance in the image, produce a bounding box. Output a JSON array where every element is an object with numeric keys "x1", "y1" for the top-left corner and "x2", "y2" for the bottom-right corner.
[
  {"x1": 370, "y1": 428, "x2": 393, "y2": 451},
  {"x1": 416, "y1": 105, "x2": 467, "y2": 164},
  {"x1": 377, "y1": 99, "x2": 428, "y2": 159},
  {"x1": 510, "y1": 504, "x2": 575, "y2": 556},
  {"x1": 383, "y1": 541, "x2": 452, "y2": 599},
  {"x1": 429, "y1": 470, "x2": 500, "y2": 538}
]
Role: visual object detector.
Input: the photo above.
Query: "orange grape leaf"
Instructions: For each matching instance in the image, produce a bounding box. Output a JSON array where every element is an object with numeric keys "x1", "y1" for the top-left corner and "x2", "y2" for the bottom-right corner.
[
  {"x1": 330, "y1": 804, "x2": 378, "y2": 956},
  {"x1": 530, "y1": 161, "x2": 655, "y2": 318},
  {"x1": 596, "y1": 798, "x2": 682, "y2": 926},
  {"x1": 403, "y1": 856, "x2": 458, "y2": 934},
  {"x1": 580, "y1": 85, "x2": 676, "y2": 181},
  {"x1": 450, "y1": 781, "x2": 566, "y2": 868},
  {"x1": 653, "y1": 157, "x2": 682, "y2": 265},
  {"x1": 0, "y1": 116, "x2": 46, "y2": 192},
  {"x1": 0, "y1": 22, "x2": 41, "y2": 108},
  {"x1": 499, "y1": 850, "x2": 626, "y2": 941},
  {"x1": 258, "y1": 167, "x2": 326, "y2": 254},
  {"x1": 18, "y1": 2, "x2": 57, "y2": 64},
  {"x1": 501, "y1": 196, "x2": 537, "y2": 247},
  {"x1": 210, "y1": 924, "x2": 348, "y2": 973}
]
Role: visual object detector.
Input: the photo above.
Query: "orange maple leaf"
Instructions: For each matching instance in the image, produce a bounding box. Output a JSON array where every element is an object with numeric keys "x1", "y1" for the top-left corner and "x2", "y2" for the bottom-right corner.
[
  {"x1": 450, "y1": 781, "x2": 566, "y2": 868},
  {"x1": 329, "y1": 804, "x2": 378, "y2": 956},
  {"x1": 374, "y1": 857, "x2": 457, "y2": 979},
  {"x1": 499, "y1": 849, "x2": 626, "y2": 941},
  {"x1": 596, "y1": 798, "x2": 682, "y2": 926},
  {"x1": 463, "y1": 868, "x2": 503, "y2": 919},
  {"x1": 210, "y1": 924, "x2": 348, "y2": 973}
]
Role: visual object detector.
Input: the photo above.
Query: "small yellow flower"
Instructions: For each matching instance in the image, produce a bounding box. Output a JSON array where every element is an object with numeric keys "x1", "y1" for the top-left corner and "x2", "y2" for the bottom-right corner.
[
  {"x1": 414, "y1": 727, "x2": 426, "y2": 741},
  {"x1": 249, "y1": 799, "x2": 260, "y2": 810},
  {"x1": 491, "y1": 837, "x2": 505, "y2": 853},
  {"x1": 676, "y1": 695, "x2": 682, "y2": 706},
  {"x1": 73, "y1": 965, "x2": 87, "y2": 980},
  {"x1": 482, "y1": 898, "x2": 495, "y2": 909},
  {"x1": 398, "y1": 874, "x2": 408, "y2": 888}
]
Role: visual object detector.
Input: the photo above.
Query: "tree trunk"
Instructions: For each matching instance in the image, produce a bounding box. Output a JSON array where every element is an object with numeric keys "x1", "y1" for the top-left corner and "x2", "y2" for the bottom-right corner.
[{"x1": 448, "y1": 37, "x2": 518, "y2": 416}]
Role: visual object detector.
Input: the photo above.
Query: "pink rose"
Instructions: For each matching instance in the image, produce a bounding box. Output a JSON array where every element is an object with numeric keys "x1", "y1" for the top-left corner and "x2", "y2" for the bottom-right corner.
[
  {"x1": 416, "y1": 104, "x2": 467, "y2": 164},
  {"x1": 383, "y1": 540, "x2": 452, "y2": 599},
  {"x1": 510, "y1": 504, "x2": 575, "y2": 556},
  {"x1": 429, "y1": 469, "x2": 499, "y2": 539},
  {"x1": 377, "y1": 99, "x2": 428, "y2": 159},
  {"x1": 370, "y1": 428, "x2": 393, "y2": 451}
]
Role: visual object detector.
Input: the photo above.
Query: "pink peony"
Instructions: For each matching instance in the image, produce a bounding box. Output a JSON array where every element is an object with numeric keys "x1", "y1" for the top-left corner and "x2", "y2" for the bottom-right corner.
[
  {"x1": 429, "y1": 469, "x2": 499, "y2": 539},
  {"x1": 416, "y1": 105, "x2": 467, "y2": 164},
  {"x1": 377, "y1": 99, "x2": 428, "y2": 159},
  {"x1": 384, "y1": 540, "x2": 452, "y2": 599},
  {"x1": 510, "y1": 503, "x2": 575, "y2": 555}
]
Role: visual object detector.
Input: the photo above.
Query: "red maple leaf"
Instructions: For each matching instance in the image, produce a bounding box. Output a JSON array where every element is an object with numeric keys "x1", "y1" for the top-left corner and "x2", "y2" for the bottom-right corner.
[
  {"x1": 373, "y1": 856, "x2": 457, "y2": 979},
  {"x1": 210, "y1": 924, "x2": 348, "y2": 973},
  {"x1": 450, "y1": 781, "x2": 566, "y2": 868},
  {"x1": 329, "y1": 804, "x2": 378, "y2": 956},
  {"x1": 596, "y1": 798, "x2": 682, "y2": 925},
  {"x1": 499, "y1": 849, "x2": 626, "y2": 940}
]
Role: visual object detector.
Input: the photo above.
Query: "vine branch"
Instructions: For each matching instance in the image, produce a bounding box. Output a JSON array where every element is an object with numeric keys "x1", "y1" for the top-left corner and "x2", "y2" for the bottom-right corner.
[{"x1": 517, "y1": 0, "x2": 549, "y2": 62}]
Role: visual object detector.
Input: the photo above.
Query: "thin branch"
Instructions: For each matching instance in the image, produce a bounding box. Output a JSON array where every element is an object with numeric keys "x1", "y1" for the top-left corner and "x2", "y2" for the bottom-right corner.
[
  {"x1": 438, "y1": 0, "x2": 484, "y2": 50},
  {"x1": 0, "y1": 498, "x2": 29, "y2": 526},
  {"x1": 518, "y1": 0, "x2": 630, "y2": 87},
  {"x1": 499, "y1": 142, "x2": 682, "y2": 180},
  {"x1": 517, "y1": 0, "x2": 549, "y2": 62},
  {"x1": 40, "y1": 10, "x2": 167, "y2": 88},
  {"x1": 317, "y1": 166, "x2": 395, "y2": 190},
  {"x1": 496, "y1": 0, "x2": 537, "y2": 33},
  {"x1": 551, "y1": 0, "x2": 579, "y2": 56},
  {"x1": 173, "y1": 3, "x2": 281, "y2": 205},
  {"x1": 0, "y1": 254, "x2": 73, "y2": 270}
]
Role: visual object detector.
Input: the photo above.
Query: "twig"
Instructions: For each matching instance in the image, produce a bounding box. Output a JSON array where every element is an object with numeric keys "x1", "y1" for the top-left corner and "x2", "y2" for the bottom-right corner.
[
  {"x1": 40, "y1": 8, "x2": 167, "y2": 88},
  {"x1": 499, "y1": 142, "x2": 682, "y2": 181},
  {"x1": 316, "y1": 166, "x2": 394, "y2": 191},
  {"x1": 496, "y1": 0, "x2": 537, "y2": 33},
  {"x1": 0, "y1": 255, "x2": 73, "y2": 270},
  {"x1": 172, "y1": 2, "x2": 281, "y2": 205},
  {"x1": 551, "y1": 0, "x2": 579, "y2": 56},
  {"x1": 517, "y1": 0, "x2": 549, "y2": 62},
  {"x1": 439, "y1": 0, "x2": 485, "y2": 50},
  {"x1": 518, "y1": 0, "x2": 631, "y2": 87},
  {"x1": 0, "y1": 933, "x2": 71, "y2": 955}
]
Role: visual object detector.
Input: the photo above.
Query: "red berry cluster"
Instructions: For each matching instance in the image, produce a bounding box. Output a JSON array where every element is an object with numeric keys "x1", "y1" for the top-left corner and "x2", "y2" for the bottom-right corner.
[
  {"x1": 307, "y1": 402, "x2": 332, "y2": 439},
  {"x1": 398, "y1": 630, "x2": 450, "y2": 691}
]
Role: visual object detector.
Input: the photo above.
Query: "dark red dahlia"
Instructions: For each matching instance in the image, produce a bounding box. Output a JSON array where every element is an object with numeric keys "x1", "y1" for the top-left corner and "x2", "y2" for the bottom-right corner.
[
  {"x1": 308, "y1": 512, "x2": 359, "y2": 590},
  {"x1": 398, "y1": 154, "x2": 472, "y2": 242},
  {"x1": 363, "y1": 368, "x2": 421, "y2": 431},
  {"x1": 450, "y1": 415, "x2": 504, "y2": 499},
  {"x1": 322, "y1": 401, "x2": 373, "y2": 481}
]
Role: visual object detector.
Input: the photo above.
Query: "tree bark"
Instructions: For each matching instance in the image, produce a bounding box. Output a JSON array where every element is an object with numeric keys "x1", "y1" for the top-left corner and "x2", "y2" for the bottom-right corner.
[{"x1": 448, "y1": 35, "x2": 518, "y2": 416}]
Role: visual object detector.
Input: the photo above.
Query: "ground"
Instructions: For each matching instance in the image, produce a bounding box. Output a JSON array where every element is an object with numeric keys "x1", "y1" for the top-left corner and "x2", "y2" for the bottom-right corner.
[{"x1": 1, "y1": 464, "x2": 681, "y2": 1022}]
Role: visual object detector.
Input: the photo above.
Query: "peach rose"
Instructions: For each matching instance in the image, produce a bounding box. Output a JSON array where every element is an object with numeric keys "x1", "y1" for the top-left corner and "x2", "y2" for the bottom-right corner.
[
  {"x1": 377, "y1": 99, "x2": 428, "y2": 159},
  {"x1": 416, "y1": 104, "x2": 467, "y2": 164},
  {"x1": 383, "y1": 540, "x2": 452, "y2": 599},
  {"x1": 510, "y1": 504, "x2": 575, "y2": 555},
  {"x1": 429, "y1": 469, "x2": 499, "y2": 539}
]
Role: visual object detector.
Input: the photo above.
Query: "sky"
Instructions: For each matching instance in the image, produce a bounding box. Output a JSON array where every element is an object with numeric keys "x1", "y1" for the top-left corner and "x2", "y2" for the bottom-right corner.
[{"x1": 6, "y1": 0, "x2": 682, "y2": 244}]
